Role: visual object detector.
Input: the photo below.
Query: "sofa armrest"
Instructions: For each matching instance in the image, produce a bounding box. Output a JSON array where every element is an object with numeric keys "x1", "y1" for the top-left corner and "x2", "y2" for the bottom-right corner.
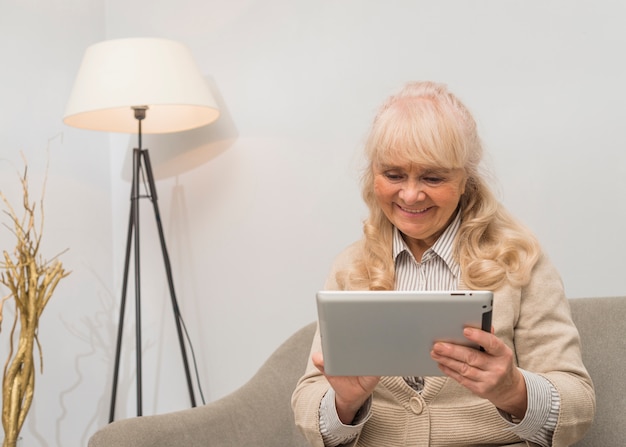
[{"x1": 88, "y1": 322, "x2": 316, "y2": 447}]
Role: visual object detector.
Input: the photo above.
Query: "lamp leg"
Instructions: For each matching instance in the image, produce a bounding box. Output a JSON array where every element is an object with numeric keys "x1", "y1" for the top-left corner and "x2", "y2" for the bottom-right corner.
[
  {"x1": 132, "y1": 148, "x2": 143, "y2": 417},
  {"x1": 141, "y1": 149, "x2": 197, "y2": 407},
  {"x1": 108, "y1": 147, "x2": 144, "y2": 422},
  {"x1": 108, "y1": 205, "x2": 134, "y2": 423}
]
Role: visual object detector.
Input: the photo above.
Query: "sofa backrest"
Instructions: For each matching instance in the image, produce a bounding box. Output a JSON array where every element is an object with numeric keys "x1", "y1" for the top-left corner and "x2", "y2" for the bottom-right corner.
[{"x1": 569, "y1": 296, "x2": 626, "y2": 446}]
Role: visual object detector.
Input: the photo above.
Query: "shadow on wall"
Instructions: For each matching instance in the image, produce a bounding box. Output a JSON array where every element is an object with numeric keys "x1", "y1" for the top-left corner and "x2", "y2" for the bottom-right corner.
[
  {"x1": 120, "y1": 77, "x2": 238, "y2": 182},
  {"x1": 54, "y1": 266, "x2": 155, "y2": 445}
]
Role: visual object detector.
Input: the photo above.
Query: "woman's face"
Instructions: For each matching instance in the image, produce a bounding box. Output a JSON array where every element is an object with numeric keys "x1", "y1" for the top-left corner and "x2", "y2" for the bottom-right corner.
[{"x1": 373, "y1": 161, "x2": 467, "y2": 259}]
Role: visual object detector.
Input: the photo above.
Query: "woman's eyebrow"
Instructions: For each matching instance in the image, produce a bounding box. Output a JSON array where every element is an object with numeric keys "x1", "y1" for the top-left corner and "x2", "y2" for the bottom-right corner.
[
  {"x1": 422, "y1": 168, "x2": 451, "y2": 175},
  {"x1": 379, "y1": 164, "x2": 400, "y2": 170},
  {"x1": 376, "y1": 161, "x2": 452, "y2": 174}
]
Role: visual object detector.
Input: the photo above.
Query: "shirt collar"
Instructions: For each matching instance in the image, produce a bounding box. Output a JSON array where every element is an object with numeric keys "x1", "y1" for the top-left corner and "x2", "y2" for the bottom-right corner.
[{"x1": 392, "y1": 209, "x2": 461, "y2": 274}]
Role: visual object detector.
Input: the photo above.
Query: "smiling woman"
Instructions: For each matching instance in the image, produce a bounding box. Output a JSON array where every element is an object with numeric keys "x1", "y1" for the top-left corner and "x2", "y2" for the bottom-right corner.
[{"x1": 291, "y1": 81, "x2": 596, "y2": 447}]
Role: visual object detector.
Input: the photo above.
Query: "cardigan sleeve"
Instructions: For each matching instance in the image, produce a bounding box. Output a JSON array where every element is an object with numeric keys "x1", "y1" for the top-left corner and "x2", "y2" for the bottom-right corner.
[
  {"x1": 507, "y1": 255, "x2": 595, "y2": 447},
  {"x1": 291, "y1": 322, "x2": 361, "y2": 447},
  {"x1": 291, "y1": 242, "x2": 364, "y2": 447}
]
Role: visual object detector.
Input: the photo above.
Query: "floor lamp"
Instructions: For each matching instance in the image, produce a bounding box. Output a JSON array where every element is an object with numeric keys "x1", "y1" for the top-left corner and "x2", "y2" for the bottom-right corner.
[{"x1": 63, "y1": 38, "x2": 220, "y2": 421}]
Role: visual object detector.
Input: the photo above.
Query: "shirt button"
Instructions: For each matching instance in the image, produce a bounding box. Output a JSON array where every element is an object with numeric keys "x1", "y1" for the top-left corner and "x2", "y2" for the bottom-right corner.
[{"x1": 409, "y1": 397, "x2": 423, "y2": 415}]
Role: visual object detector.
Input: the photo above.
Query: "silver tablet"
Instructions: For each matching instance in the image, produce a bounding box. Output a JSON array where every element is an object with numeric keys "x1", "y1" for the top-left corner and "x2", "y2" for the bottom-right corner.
[{"x1": 316, "y1": 290, "x2": 493, "y2": 377}]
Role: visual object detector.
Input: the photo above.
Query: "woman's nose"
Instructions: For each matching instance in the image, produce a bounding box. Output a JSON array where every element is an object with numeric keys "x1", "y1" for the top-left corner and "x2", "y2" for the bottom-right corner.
[{"x1": 399, "y1": 182, "x2": 426, "y2": 203}]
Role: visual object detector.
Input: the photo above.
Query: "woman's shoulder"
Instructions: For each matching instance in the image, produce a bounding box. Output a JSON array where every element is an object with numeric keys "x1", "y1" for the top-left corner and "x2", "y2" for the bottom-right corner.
[
  {"x1": 324, "y1": 239, "x2": 366, "y2": 290},
  {"x1": 529, "y1": 251, "x2": 563, "y2": 285},
  {"x1": 332, "y1": 239, "x2": 366, "y2": 266}
]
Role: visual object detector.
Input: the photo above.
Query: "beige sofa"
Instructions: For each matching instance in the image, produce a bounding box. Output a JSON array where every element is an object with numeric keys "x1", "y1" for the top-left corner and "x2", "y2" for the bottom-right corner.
[{"x1": 88, "y1": 296, "x2": 625, "y2": 446}]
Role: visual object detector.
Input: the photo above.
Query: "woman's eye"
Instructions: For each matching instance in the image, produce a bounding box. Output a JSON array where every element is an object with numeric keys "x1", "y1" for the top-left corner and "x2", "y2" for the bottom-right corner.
[
  {"x1": 384, "y1": 172, "x2": 404, "y2": 181},
  {"x1": 423, "y1": 176, "x2": 444, "y2": 185}
]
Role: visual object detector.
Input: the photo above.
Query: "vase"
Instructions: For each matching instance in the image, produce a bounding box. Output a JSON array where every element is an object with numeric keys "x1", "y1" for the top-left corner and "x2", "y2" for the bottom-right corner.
[{"x1": 2, "y1": 437, "x2": 23, "y2": 447}]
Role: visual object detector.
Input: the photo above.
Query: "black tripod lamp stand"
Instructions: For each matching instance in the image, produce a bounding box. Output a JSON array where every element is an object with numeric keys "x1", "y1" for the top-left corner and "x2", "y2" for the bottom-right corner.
[
  {"x1": 62, "y1": 38, "x2": 220, "y2": 421},
  {"x1": 107, "y1": 105, "x2": 196, "y2": 421}
]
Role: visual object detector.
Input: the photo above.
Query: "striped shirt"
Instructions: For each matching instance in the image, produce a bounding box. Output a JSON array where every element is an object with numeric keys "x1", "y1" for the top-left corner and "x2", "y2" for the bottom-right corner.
[
  {"x1": 320, "y1": 212, "x2": 559, "y2": 447},
  {"x1": 393, "y1": 209, "x2": 461, "y2": 292}
]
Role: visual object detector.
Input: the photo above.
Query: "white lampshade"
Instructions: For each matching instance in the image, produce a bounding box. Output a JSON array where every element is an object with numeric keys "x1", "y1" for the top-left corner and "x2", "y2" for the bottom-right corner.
[{"x1": 63, "y1": 37, "x2": 220, "y2": 134}]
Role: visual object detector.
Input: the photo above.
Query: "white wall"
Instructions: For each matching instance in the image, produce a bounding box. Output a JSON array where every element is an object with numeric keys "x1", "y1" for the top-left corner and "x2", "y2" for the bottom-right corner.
[
  {"x1": 0, "y1": 1, "x2": 111, "y2": 446},
  {"x1": 1, "y1": 0, "x2": 625, "y2": 445}
]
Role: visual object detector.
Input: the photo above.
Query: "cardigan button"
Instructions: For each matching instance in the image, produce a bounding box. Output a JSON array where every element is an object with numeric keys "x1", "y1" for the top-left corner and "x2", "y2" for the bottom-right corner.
[{"x1": 409, "y1": 397, "x2": 423, "y2": 415}]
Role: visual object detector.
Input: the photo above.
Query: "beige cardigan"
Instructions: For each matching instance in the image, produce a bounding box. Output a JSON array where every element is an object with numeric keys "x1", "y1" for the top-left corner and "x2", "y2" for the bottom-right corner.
[{"x1": 292, "y1": 242, "x2": 595, "y2": 447}]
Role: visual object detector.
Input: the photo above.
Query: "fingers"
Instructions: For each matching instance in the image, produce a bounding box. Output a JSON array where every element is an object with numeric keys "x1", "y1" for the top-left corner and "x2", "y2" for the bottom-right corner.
[
  {"x1": 430, "y1": 328, "x2": 503, "y2": 381},
  {"x1": 431, "y1": 341, "x2": 484, "y2": 381},
  {"x1": 430, "y1": 327, "x2": 521, "y2": 401},
  {"x1": 431, "y1": 328, "x2": 490, "y2": 363},
  {"x1": 462, "y1": 327, "x2": 505, "y2": 356}
]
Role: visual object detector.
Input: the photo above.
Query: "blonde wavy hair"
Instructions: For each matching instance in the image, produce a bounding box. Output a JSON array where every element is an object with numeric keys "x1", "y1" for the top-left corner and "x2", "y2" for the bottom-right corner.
[{"x1": 337, "y1": 81, "x2": 540, "y2": 291}]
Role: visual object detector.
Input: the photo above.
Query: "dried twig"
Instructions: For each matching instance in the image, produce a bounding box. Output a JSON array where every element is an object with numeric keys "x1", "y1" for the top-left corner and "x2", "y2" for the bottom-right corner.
[{"x1": 0, "y1": 160, "x2": 69, "y2": 447}]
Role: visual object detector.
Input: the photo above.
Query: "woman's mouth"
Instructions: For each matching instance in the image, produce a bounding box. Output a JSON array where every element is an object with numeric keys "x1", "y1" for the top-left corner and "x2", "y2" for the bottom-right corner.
[{"x1": 398, "y1": 205, "x2": 431, "y2": 214}]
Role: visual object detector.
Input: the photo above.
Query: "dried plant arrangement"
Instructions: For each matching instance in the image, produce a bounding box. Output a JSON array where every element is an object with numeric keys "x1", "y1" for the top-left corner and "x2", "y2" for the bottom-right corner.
[{"x1": 0, "y1": 159, "x2": 69, "y2": 447}]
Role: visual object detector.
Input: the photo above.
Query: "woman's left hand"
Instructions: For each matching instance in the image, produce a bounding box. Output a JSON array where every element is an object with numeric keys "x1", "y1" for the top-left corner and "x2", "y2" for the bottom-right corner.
[{"x1": 430, "y1": 326, "x2": 527, "y2": 419}]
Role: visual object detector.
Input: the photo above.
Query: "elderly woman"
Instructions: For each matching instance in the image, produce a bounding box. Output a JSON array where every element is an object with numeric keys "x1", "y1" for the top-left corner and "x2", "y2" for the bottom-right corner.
[{"x1": 291, "y1": 81, "x2": 595, "y2": 447}]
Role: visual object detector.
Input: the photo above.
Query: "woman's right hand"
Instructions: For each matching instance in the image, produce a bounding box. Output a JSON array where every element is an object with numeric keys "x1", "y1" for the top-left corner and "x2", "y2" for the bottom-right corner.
[{"x1": 311, "y1": 351, "x2": 380, "y2": 424}]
